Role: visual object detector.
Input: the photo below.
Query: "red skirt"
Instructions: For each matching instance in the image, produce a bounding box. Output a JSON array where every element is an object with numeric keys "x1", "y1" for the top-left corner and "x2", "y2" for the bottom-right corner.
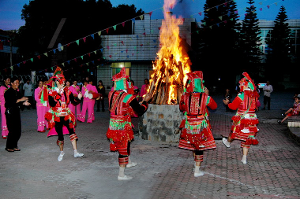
[{"x1": 179, "y1": 118, "x2": 216, "y2": 151}]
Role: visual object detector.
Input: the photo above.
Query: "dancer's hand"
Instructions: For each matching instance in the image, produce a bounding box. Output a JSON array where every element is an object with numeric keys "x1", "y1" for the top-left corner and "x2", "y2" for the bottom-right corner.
[
  {"x1": 223, "y1": 98, "x2": 229, "y2": 105},
  {"x1": 17, "y1": 97, "x2": 28, "y2": 103},
  {"x1": 204, "y1": 87, "x2": 209, "y2": 95},
  {"x1": 143, "y1": 93, "x2": 152, "y2": 103},
  {"x1": 78, "y1": 92, "x2": 83, "y2": 99},
  {"x1": 23, "y1": 100, "x2": 31, "y2": 106}
]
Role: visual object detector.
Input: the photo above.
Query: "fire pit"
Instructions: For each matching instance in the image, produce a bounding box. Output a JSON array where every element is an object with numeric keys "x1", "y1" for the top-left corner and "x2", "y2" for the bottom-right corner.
[{"x1": 139, "y1": 0, "x2": 191, "y2": 142}]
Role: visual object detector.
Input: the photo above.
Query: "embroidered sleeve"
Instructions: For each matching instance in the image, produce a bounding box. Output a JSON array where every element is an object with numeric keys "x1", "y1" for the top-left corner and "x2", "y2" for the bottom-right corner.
[
  {"x1": 179, "y1": 94, "x2": 187, "y2": 112},
  {"x1": 129, "y1": 98, "x2": 148, "y2": 116},
  {"x1": 228, "y1": 95, "x2": 243, "y2": 110},
  {"x1": 207, "y1": 96, "x2": 217, "y2": 110}
]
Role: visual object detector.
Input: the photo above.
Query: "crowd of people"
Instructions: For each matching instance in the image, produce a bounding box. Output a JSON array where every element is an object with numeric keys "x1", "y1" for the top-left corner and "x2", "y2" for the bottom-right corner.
[
  {"x1": 0, "y1": 69, "x2": 151, "y2": 158},
  {"x1": 0, "y1": 67, "x2": 298, "y2": 181}
]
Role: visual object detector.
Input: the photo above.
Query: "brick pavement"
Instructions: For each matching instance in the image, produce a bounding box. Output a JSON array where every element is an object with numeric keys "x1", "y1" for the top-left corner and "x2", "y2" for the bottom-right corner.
[{"x1": 0, "y1": 92, "x2": 299, "y2": 199}]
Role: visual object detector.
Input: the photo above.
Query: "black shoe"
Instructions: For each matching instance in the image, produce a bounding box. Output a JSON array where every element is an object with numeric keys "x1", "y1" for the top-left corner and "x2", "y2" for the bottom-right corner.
[
  {"x1": 102, "y1": 110, "x2": 105, "y2": 112},
  {"x1": 96, "y1": 110, "x2": 100, "y2": 112},
  {"x1": 5, "y1": 148, "x2": 14, "y2": 152}
]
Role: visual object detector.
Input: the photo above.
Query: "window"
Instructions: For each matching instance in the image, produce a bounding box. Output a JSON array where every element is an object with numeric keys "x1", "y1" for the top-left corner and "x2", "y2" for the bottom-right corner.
[{"x1": 111, "y1": 62, "x2": 131, "y2": 77}]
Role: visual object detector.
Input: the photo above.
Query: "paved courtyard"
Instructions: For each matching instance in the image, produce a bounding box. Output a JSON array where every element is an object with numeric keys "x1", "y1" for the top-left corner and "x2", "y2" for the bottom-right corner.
[{"x1": 0, "y1": 91, "x2": 299, "y2": 199}]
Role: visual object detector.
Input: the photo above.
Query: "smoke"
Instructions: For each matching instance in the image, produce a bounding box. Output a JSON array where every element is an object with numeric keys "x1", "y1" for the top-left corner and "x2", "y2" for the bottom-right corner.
[{"x1": 172, "y1": 0, "x2": 192, "y2": 19}]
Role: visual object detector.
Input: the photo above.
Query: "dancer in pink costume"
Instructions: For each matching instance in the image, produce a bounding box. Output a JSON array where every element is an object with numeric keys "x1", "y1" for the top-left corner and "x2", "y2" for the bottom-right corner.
[
  {"x1": 69, "y1": 80, "x2": 81, "y2": 120},
  {"x1": 35, "y1": 80, "x2": 49, "y2": 132},
  {"x1": 89, "y1": 80, "x2": 98, "y2": 121},
  {"x1": 79, "y1": 80, "x2": 99, "y2": 123},
  {"x1": 0, "y1": 77, "x2": 10, "y2": 139}
]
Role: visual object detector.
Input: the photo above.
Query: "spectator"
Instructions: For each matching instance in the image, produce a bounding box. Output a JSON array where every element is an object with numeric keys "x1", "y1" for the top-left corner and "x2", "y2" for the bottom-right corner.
[
  {"x1": 96, "y1": 80, "x2": 106, "y2": 112},
  {"x1": 278, "y1": 94, "x2": 300, "y2": 124},
  {"x1": 5, "y1": 77, "x2": 30, "y2": 152},
  {"x1": 140, "y1": 79, "x2": 149, "y2": 99},
  {"x1": 224, "y1": 88, "x2": 232, "y2": 112},
  {"x1": 130, "y1": 80, "x2": 140, "y2": 101},
  {"x1": 263, "y1": 81, "x2": 273, "y2": 110},
  {"x1": 23, "y1": 79, "x2": 34, "y2": 109}
]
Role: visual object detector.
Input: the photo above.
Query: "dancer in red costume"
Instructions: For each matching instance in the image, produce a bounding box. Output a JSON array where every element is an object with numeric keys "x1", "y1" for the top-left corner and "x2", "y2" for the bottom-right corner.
[
  {"x1": 107, "y1": 68, "x2": 151, "y2": 180},
  {"x1": 178, "y1": 71, "x2": 217, "y2": 177},
  {"x1": 223, "y1": 72, "x2": 259, "y2": 164},
  {"x1": 43, "y1": 67, "x2": 84, "y2": 161}
]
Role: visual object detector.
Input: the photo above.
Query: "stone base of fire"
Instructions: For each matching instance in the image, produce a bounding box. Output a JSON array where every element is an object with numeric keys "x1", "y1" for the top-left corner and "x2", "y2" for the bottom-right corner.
[{"x1": 138, "y1": 104, "x2": 183, "y2": 143}]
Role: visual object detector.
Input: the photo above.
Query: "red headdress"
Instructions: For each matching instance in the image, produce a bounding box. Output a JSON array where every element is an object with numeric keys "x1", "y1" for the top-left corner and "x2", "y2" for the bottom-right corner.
[
  {"x1": 239, "y1": 72, "x2": 256, "y2": 92},
  {"x1": 186, "y1": 71, "x2": 204, "y2": 93},
  {"x1": 112, "y1": 67, "x2": 133, "y2": 93},
  {"x1": 46, "y1": 66, "x2": 66, "y2": 87}
]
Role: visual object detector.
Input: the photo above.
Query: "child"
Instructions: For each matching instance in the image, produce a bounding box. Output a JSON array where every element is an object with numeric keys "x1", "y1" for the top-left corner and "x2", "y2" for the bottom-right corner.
[{"x1": 278, "y1": 94, "x2": 300, "y2": 124}]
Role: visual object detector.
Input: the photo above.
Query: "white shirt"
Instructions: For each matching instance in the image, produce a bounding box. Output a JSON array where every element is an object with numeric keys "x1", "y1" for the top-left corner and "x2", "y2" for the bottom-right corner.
[
  {"x1": 23, "y1": 83, "x2": 33, "y2": 97},
  {"x1": 263, "y1": 84, "x2": 273, "y2": 97}
]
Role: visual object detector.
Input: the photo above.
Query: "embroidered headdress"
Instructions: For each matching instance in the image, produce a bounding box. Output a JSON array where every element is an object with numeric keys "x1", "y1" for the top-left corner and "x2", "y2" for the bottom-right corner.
[
  {"x1": 46, "y1": 66, "x2": 66, "y2": 86},
  {"x1": 186, "y1": 71, "x2": 204, "y2": 93},
  {"x1": 239, "y1": 72, "x2": 256, "y2": 92},
  {"x1": 112, "y1": 67, "x2": 132, "y2": 92}
]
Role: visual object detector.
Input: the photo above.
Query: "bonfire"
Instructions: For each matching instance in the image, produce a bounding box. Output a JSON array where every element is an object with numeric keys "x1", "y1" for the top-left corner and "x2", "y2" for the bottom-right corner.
[{"x1": 147, "y1": 0, "x2": 191, "y2": 105}]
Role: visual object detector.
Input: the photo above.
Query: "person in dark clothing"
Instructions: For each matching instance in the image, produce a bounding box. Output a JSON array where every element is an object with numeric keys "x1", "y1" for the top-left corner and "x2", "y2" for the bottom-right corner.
[
  {"x1": 96, "y1": 80, "x2": 106, "y2": 112},
  {"x1": 5, "y1": 77, "x2": 30, "y2": 152},
  {"x1": 224, "y1": 88, "x2": 233, "y2": 112}
]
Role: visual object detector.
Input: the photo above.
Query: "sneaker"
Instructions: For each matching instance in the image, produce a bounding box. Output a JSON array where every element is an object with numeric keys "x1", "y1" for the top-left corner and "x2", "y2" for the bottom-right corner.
[
  {"x1": 118, "y1": 175, "x2": 133, "y2": 181},
  {"x1": 126, "y1": 162, "x2": 137, "y2": 168},
  {"x1": 194, "y1": 171, "x2": 204, "y2": 177},
  {"x1": 58, "y1": 152, "x2": 65, "y2": 161},
  {"x1": 222, "y1": 138, "x2": 231, "y2": 148},
  {"x1": 2, "y1": 136, "x2": 7, "y2": 139},
  {"x1": 241, "y1": 159, "x2": 247, "y2": 164},
  {"x1": 241, "y1": 156, "x2": 247, "y2": 164},
  {"x1": 74, "y1": 152, "x2": 84, "y2": 158}
]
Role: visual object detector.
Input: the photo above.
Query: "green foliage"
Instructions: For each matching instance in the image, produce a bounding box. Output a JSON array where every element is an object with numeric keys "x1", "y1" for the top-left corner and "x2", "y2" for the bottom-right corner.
[
  {"x1": 193, "y1": 0, "x2": 241, "y2": 88},
  {"x1": 14, "y1": 0, "x2": 144, "y2": 77},
  {"x1": 266, "y1": 6, "x2": 291, "y2": 65},
  {"x1": 240, "y1": 0, "x2": 262, "y2": 65}
]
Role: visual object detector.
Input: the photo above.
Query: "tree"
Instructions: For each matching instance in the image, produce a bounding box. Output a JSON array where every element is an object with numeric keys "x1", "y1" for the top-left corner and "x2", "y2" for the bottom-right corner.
[
  {"x1": 14, "y1": 0, "x2": 144, "y2": 76},
  {"x1": 240, "y1": 0, "x2": 262, "y2": 66},
  {"x1": 193, "y1": 0, "x2": 241, "y2": 90},
  {"x1": 266, "y1": 6, "x2": 291, "y2": 65}
]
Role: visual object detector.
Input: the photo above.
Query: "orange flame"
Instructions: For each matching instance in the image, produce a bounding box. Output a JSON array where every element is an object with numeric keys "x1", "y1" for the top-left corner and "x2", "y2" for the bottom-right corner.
[{"x1": 148, "y1": 0, "x2": 191, "y2": 104}]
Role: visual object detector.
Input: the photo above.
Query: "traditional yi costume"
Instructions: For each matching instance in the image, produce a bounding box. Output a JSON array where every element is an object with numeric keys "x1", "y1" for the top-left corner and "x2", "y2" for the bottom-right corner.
[
  {"x1": 178, "y1": 71, "x2": 217, "y2": 177},
  {"x1": 107, "y1": 68, "x2": 148, "y2": 180},
  {"x1": 42, "y1": 67, "x2": 84, "y2": 161},
  {"x1": 223, "y1": 72, "x2": 259, "y2": 164}
]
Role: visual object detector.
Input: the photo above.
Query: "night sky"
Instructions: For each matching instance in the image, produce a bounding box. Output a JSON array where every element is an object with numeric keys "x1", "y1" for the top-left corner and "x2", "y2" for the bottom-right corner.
[{"x1": 0, "y1": 0, "x2": 300, "y2": 30}]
